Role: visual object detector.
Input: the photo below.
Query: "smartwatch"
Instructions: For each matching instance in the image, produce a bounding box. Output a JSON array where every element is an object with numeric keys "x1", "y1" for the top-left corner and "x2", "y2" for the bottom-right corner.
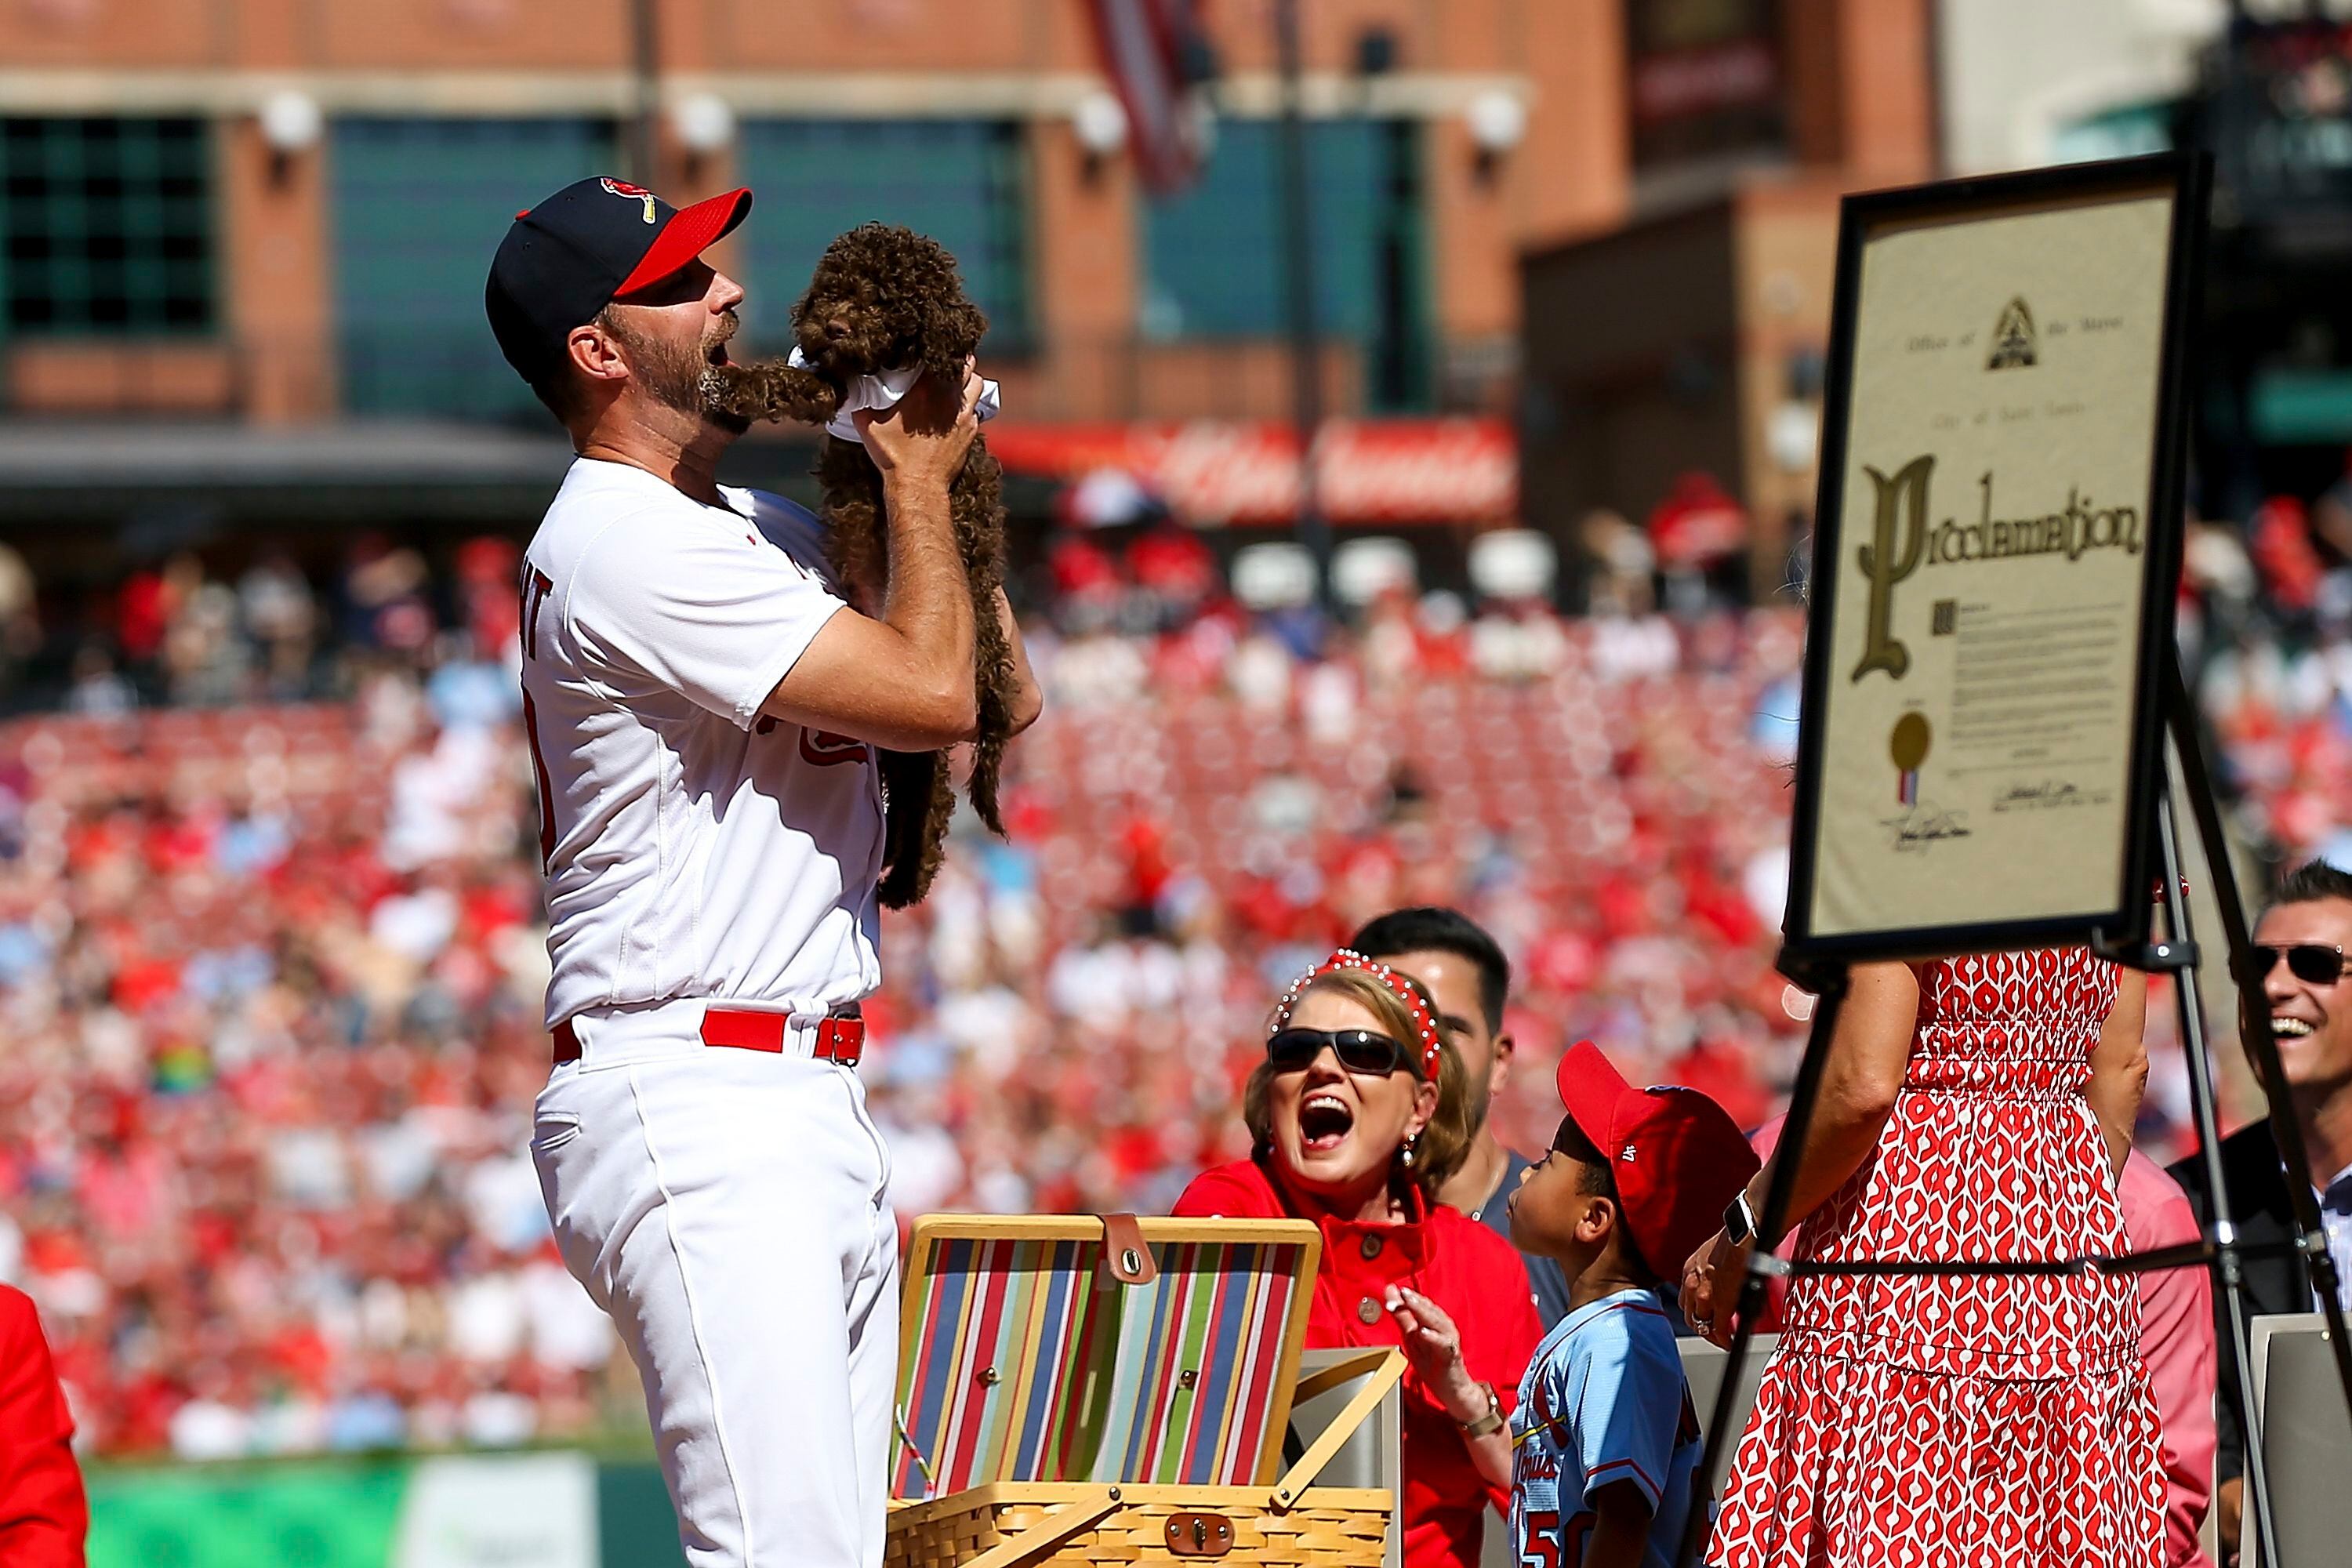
[
  {"x1": 1459, "y1": 1381, "x2": 1504, "y2": 1439},
  {"x1": 1722, "y1": 1189, "x2": 1759, "y2": 1247}
]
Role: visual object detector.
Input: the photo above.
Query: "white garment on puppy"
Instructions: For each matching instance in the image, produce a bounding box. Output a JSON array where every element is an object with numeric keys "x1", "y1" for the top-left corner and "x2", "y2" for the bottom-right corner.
[{"x1": 786, "y1": 347, "x2": 1002, "y2": 444}]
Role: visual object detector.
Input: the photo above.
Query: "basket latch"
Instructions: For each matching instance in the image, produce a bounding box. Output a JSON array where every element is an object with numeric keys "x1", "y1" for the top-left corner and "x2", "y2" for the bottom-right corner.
[
  {"x1": 1098, "y1": 1213, "x2": 1159, "y2": 1285},
  {"x1": 1166, "y1": 1512, "x2": 1233, "y2": 1557}
]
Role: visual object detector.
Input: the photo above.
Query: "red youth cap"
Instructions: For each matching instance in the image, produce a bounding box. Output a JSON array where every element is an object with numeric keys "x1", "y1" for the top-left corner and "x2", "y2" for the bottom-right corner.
[{"x1": 1555, "y1": 1040, "x2": 1761, "y2": 1276}]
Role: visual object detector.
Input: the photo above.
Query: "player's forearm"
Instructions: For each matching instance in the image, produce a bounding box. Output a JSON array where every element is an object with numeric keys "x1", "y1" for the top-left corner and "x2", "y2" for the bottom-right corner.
[{"x1": 879, "y1": 471, "x2": 979, "y2": 737}]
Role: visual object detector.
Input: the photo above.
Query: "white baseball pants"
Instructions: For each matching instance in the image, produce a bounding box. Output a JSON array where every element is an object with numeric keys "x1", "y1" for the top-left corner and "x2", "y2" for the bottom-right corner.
[{"x1": 531, "y1": 1001, "x2": 898, "y2": 1568}]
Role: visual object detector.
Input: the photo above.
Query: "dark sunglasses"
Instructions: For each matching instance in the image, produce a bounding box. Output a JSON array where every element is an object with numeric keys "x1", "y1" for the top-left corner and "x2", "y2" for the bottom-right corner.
[
  {"x1": 1266, "y1": 1028, "x2": 1418, "y2": 1078},
  {"x1": 2256, "y1": 943, "x2": 2347, "y2": 985}
]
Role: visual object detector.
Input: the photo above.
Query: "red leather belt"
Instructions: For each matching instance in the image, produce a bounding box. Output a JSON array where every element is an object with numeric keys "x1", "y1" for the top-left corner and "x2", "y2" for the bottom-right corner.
[{"x1": 551, "y1": 1005, "x2": 864, "y2": 1067}]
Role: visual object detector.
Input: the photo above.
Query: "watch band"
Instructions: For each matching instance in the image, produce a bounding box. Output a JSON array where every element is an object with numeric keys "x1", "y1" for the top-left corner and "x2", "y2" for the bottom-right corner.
[
  {"x1": 1723, "y1": 1190, "x2": 1759, "y2": 1246},
  {"x1": 1460, "y1": 1381, "x2": 1504, "y2": 1439}
]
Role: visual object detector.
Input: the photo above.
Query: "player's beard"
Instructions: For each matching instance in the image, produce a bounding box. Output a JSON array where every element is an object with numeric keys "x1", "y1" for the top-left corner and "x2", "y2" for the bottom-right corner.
[{"x1": 611, "y1": 312, "x2": 751, "y2": 434}]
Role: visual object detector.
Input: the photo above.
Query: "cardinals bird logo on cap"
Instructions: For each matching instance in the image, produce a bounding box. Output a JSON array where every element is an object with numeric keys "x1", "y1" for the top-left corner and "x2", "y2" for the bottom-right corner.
[{"x1": 598, "y1": 178, "x2": 658, "y2": 225}]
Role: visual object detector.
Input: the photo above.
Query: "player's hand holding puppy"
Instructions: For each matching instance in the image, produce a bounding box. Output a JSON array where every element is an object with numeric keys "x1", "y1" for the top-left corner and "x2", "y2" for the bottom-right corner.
[
  {"x1": 851, "y1": 357, "x2": 983, "y2": 474},
  {"x1": 763, "y1": 361, "x2": 992, "y2": 755}
]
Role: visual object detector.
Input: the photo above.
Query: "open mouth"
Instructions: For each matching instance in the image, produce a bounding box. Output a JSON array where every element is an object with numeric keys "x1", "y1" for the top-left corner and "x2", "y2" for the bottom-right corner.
[
  {"x1": 2272, "y1": 1014, "x2": 2316, "y2": 1038},
  {"x1": 706, "y1": 314, "x2": 739, "y2": 367},
  {"x1": 1298, "y1": 1093, "x2": 1354, "y2": 1153}
]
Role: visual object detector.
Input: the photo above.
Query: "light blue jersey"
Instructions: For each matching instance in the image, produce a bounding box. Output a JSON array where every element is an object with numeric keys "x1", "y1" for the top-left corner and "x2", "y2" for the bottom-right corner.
[{"x1": 1508, "y1": 1288, "x2": 1700, "y2": 1568}]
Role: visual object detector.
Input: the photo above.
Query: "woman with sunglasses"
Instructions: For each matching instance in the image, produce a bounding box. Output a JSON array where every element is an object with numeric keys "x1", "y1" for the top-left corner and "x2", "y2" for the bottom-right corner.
[{"x1": 1174, "y1": 950, "x2": 1543, "y2": 1568}]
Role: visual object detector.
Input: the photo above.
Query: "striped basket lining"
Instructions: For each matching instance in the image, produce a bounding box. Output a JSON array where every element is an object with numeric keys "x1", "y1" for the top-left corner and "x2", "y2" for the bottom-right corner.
[{"x1": 894, "y1": 1238, "x2": 1305, "y2": 1497}]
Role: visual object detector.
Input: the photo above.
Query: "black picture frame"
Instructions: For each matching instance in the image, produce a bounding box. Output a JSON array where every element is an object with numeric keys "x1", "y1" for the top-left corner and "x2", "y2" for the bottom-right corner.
[{"x1": 1781, "y1": 152, "x2": 2209, "y2": 964}]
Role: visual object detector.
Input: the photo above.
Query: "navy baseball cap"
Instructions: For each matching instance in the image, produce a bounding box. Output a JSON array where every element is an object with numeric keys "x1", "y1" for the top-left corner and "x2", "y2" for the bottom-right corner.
[{"x1": 485, "y1": 176, "x2": 752, "y2": 383}]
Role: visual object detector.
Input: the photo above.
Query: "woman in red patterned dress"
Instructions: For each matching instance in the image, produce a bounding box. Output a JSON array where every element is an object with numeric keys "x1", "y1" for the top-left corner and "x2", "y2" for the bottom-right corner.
[{"x1": 1680, "y1": 952, "x2": 2168, "y2": 1566}]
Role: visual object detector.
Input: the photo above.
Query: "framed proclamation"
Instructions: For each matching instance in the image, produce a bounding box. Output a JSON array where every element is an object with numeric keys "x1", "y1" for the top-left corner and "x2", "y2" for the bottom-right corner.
[{"x1": 1783, "y1": 154, "x2": 2206, "y2": 961}]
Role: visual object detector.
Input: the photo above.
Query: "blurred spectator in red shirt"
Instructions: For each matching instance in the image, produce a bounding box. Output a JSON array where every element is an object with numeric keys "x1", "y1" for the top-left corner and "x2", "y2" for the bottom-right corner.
[
  {"x1": 0, "y1": 1284, "x2": 86, "y2": 1568},
  {"x1": 2249, "y1": 496, "x2": 2324, "y2": 616},
  {"x1": 1127, "y1": 522, "x2": 1217, "y2": 628}
]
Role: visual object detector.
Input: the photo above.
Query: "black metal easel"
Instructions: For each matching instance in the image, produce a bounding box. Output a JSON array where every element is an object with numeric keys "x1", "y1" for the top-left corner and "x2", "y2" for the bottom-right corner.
[{"x1": 1673, "y1": 655, "x2": 2352, "y2": 1568}]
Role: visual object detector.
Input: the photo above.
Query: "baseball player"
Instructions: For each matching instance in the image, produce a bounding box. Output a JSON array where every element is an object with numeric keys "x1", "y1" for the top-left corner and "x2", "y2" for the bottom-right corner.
[{"x1": 484, "y1": 178, "x2": 1041, "y2": 1568}]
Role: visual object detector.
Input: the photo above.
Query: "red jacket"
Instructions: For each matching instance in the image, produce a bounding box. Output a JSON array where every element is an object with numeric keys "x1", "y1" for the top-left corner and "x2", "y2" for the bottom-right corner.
[
  {"x1": 1174, "y1": 1158, "x2": 1543, "y2": 1568},
  {"x1": 0, "y1": 1286, "x2": 85, "y2": 1568}
]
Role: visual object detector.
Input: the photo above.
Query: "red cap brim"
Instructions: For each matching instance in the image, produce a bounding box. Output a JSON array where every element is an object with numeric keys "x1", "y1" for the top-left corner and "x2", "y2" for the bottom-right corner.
[
  {"x1": 1555, "y1": 1040, "x2": 1633, "y2": 1156},
  {"x1": 615, "y1": 187, "x2": 752, "y2": 297}
]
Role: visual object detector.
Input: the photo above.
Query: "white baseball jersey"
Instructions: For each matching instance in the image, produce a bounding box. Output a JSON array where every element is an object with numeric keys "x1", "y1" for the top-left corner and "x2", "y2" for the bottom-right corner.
[{"x1": 518, "y1": 456, "x2": 884, "y2": 1030}]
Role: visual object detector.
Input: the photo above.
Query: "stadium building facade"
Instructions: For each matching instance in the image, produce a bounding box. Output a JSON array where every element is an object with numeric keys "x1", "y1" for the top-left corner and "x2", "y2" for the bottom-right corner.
[{"x1": 0, "y1": 0, "x2": 1929, "y2": 581}]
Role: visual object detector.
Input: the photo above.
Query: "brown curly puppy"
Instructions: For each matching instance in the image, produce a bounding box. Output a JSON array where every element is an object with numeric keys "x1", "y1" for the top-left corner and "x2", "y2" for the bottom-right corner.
[{"x1": 700, "y1": 223, "x2": 1014, "y2": 910}]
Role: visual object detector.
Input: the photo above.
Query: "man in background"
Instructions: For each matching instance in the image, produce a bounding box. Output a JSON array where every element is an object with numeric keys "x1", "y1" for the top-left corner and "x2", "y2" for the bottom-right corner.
[
  {"x1": 2172, "y1": 859, "x2": 2352, "y2": 1565},
  {"x1": 1351, "y1": 906, "x2": 1571, "y2": 1324}
]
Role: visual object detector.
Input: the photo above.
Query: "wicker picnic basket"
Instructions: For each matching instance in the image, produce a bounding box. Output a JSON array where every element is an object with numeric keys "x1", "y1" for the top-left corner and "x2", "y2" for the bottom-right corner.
[{"x1": 884, "y1": 1214, "x2": 1403, "y2": 1568}]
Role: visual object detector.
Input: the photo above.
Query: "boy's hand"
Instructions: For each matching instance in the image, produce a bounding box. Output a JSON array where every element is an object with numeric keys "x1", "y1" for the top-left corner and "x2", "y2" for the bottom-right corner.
[{"x1": 1385, "y1": 1286, "x2": 1483, "y2": 1418}]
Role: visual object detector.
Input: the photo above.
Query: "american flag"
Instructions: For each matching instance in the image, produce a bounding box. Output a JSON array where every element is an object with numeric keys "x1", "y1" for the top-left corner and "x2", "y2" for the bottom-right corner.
[{"x1": 1083, "y1": 0, "x2": 1215, "y2": 194}]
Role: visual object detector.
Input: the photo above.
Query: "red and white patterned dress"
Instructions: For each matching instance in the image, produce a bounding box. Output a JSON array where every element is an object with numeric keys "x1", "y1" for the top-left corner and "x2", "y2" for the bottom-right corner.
[{"x1": 1708, "y1": 949, "x2": 2168, "y2": 1568}]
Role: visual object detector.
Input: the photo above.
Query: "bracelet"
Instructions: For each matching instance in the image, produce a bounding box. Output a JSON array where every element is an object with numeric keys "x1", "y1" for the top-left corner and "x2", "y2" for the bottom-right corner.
[{"x1": 1457, "y1": 1381, "x2": 1504, "y2": 1439}]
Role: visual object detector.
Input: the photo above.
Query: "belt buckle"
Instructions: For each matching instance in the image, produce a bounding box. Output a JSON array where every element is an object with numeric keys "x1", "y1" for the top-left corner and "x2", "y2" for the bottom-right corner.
[{"x1": 815, "y1": 1014, "x2": 864, "y2": 1066}]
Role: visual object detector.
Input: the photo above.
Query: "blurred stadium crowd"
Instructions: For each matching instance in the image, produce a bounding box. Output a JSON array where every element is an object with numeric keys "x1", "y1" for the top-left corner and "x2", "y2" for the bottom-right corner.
[{"x1": 0, "y1": 500, "x2": 2339, "y2": 1459}]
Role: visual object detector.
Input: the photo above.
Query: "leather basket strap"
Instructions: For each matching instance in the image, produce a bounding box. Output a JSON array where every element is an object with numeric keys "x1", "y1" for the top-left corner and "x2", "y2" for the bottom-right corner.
[{"x1": 1098, "y1": 1214, "x2": 1160, "y2": 1286}]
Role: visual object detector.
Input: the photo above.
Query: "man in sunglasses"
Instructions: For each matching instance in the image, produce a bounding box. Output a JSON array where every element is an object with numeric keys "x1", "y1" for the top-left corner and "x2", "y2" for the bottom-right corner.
[{"x1": 2169, "y1": 859, "x2": 2352, "y2": 1565}]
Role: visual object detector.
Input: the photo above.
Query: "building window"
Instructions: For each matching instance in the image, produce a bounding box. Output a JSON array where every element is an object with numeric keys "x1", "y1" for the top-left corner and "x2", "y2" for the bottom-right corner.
[
  {"x1": 2049, "y1": 103, "x2": 2172, "y2": 166},
  {"x1": 734, "y1": 120, "x2": 1033, "y2": 354},
  {"x1": 331, "y1": 117, "x2": 617, "y2": 419},
  {"x1": 1624, "y1": 0, "x2": 1785, "y2": 172},
  {"x1": 0, "y1": 117, "x2": 214, "y2": 336},
  {"x1": 1142, "y1": 117, "x2": 1430, "y2": 412}
]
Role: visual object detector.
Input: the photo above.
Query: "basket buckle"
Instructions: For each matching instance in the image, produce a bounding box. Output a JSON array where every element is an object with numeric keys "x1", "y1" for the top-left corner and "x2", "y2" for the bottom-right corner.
[{"x1": 1165, "y1": 1512, "x2": 1233, "y2": 1558}]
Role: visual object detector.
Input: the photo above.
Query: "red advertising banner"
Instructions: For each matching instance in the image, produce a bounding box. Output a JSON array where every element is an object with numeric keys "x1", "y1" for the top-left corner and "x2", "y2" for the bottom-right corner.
[{"x1": 985, "y1": 419, "x2": 1518, "y2": 526}]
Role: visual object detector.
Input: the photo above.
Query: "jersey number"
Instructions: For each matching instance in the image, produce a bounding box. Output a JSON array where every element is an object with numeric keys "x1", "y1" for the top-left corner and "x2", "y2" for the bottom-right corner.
[
  {"x1": 519, "y1": 569, "x2": 557, "y2": 866},
  {"x1": 1519, "y1": 1509, "x2": 1594, "y2": 1568}
]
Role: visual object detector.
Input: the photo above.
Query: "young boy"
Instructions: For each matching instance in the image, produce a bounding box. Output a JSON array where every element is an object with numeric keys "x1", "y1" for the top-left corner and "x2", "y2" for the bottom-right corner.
[{"x1": 1506, "y1": 1041, "x2": 1762, "y2": 1568}]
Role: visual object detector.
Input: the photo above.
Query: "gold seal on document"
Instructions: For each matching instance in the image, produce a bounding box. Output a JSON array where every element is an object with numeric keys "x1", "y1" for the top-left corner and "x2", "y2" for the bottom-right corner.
[{"x1": 1889, "y1": 713, "x2": 1932, "y2": 773}]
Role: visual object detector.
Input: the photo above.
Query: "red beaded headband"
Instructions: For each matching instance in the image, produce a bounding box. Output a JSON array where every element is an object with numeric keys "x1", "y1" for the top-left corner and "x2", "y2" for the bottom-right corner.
[{"x1": 1269, "y1": 948, "x2": 1445, "y2": 1080}]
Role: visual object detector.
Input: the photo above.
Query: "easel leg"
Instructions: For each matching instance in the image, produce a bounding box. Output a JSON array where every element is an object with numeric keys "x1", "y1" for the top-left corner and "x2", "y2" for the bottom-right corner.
[
  {"x1": 1672, "y1": 957, "x2": 1849, "y2": 1568},
  {"x1": 2154, "y1": 789, "x2": 2282, "y2": 1566},
  {"x1": 2162, "y1": 658, "x2": 2352, "y2": 1563}
]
